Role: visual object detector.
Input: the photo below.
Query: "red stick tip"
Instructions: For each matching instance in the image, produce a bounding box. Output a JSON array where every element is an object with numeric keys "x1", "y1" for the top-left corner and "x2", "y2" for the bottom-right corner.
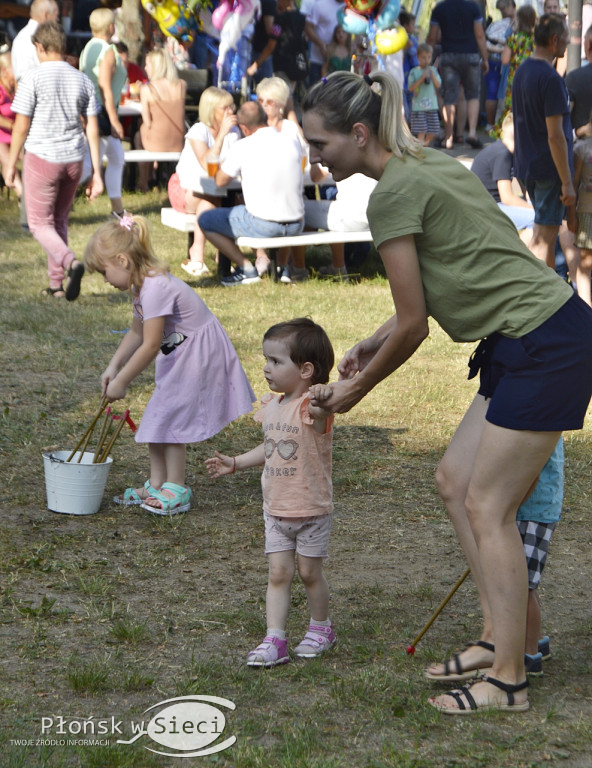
[{"x1": 406, "y1": 645, "x2": 415, "y2": 655}]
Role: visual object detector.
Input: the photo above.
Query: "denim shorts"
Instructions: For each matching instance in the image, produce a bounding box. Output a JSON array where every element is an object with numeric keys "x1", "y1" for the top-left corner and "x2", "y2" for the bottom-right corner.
[
  {"x1": 470, "y1": 294, "x2": 592, "y2": 431},
  {"x1": 198, "y1": 205, "x2": 303, "y2": 239},
  {"x1": 440, "y1": 52, "x2": 481, "y2": 104},
  {"x1": 525, "y1": 178, "x2": 565, "y2": 226}
]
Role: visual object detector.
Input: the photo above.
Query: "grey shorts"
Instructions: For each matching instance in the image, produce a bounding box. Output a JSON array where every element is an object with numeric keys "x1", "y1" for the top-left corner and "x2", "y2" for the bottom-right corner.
[
  {"x1": 440, "y1": 52, "x2": 481, "y2": 104},
  {"x1": 264, "y1": 510, "x2": 332, "y2": 558}
]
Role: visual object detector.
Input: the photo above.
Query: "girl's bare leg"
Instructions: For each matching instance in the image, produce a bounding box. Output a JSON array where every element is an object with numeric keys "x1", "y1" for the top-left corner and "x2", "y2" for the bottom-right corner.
[
  {"x1": 189, "y1": 196, "x2": 215, "y2": 265},
  {"x1": 142, "y1": 444, "x2": 187, "y2": 508},
  {"x1": 149, "y1": 442, "x2": 167, "y2": 489},
  {"x1": 297, "y1": 555, "x2": 329, "y2": 622},
  {"x1": 266, "y1": 550, "x2": 296, "y2": 630}
]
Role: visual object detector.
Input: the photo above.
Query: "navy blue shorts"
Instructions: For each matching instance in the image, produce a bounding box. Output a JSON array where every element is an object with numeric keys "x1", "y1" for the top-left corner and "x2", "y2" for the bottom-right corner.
[{"x1": 469, "y1": 294, "x2": 592, "y2": 431}]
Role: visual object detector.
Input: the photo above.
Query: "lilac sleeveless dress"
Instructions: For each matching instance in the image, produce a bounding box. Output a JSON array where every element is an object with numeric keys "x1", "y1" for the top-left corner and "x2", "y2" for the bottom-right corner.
[{"x1": 133, "y1": 273, "x2": 255, "y2": 443}]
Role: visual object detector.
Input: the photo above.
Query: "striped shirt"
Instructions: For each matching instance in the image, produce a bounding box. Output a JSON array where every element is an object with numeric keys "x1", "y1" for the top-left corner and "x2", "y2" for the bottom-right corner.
[{"x1": 12, "y1": 61, "x2": 99, "y2": 164}]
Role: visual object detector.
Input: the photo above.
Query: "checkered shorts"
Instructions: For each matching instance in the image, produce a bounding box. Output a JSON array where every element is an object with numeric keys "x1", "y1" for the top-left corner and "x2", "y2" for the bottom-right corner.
[{"x1": 517, "y1": 520, "x2": 556, "y2": 589}]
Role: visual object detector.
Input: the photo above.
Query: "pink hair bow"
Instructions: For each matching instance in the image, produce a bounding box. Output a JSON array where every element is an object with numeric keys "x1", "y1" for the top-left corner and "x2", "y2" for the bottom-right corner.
[{"x1": 119, "y1": 214, "x2": 134, "y2": 231}]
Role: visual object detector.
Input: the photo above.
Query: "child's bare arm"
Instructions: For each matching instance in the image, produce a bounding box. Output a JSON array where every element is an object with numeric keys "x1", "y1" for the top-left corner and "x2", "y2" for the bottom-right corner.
[
  {"x1": 101, "y1": 316, "x2": 144, "y2": 396},
  {"x1": 104, "y1": 316, "x2": 164, "y2": 402},
  {"x1": 205, "y1": 443, "x2": 266, "y2": 478}
]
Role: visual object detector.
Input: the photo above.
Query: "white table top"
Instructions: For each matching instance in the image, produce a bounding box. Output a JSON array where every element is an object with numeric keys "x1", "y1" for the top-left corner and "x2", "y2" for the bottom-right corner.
[{"x1": 118, "y1": 101, "x2": 143, "y2": 117}]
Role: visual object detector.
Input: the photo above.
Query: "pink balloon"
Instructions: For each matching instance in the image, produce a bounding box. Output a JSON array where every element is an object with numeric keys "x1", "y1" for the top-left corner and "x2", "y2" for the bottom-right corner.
[{"x1": 212, "y1": 1, "x2": 233, "y2": 31}]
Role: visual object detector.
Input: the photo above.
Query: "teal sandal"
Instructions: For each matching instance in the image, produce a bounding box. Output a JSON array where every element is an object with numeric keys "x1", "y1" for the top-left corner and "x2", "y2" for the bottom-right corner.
[
  {"x1": 141, "y1": 482, "x2": 192, "y2": 516},
  {"x1": 113, "y1": 480, "x2": 159, "y2": 506}
]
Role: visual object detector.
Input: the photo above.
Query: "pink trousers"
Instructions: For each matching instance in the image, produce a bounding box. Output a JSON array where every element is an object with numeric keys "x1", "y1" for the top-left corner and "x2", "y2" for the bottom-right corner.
[{"x1": 23, "y1": 152, "x2": 83, "y2": 288}]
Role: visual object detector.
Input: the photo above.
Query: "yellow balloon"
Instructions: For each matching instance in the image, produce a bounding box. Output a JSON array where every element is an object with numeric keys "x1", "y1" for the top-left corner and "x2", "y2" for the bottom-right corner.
[{"x1": 375, "y1": 26, "x2": 408, "y2": 55}]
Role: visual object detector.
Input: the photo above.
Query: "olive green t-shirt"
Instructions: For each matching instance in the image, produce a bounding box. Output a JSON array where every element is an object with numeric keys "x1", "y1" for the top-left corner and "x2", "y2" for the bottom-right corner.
[{"x1": 367, "y1": 149, "x2": 573, "y2": 342}]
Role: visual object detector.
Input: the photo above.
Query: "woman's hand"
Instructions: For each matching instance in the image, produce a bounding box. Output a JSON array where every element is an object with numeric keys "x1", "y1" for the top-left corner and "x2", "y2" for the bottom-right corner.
[
  {"x1": 86, "y1": 171, "x2": 104, "y2": 201},
  {"x1": 205, "y1": 450, "x2": 235, "y2": 478},
  {"x1": 338, "y1": 337, "x2": 383, "y2": 380},
  {"x1": 4, "y1": 161, "x2": 17, "y2": 189},
  {"x1": 219, "y1": 110, "x2": 238, "y2": 138}
]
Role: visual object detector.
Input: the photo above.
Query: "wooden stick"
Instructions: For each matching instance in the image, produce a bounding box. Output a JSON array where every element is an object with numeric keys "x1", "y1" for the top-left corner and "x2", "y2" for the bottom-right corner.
[
  {"x1": 97, "y1": 409, "x2": 129, "y2": 464},
  {"x1": 93, "y1": 407, "x2": 112, "y2": 463},
  {"x1": 67, "y1": 396, "x2": 108, "y2": 462},
  {"x1": 408, "y1": 568, "x2": 471, "y2": 652}
]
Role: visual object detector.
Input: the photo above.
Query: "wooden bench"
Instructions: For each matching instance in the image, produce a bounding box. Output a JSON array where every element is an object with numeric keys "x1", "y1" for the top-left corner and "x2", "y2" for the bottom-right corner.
[{"x1": 160, "y1": 207, "x2": 373, "y2": 279}]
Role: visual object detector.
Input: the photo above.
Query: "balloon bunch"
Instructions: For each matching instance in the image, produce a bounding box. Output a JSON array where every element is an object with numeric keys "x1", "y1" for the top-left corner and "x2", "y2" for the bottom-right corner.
[
  {"x1": 212, "y1": 0, "x2": 261, "y2": 69},
  {"x1": 141, "y1": 0, "x2": 204, "y2": 44},
  {"x1": 338, "y1": 0, "x2": 408, "y2": 56}
]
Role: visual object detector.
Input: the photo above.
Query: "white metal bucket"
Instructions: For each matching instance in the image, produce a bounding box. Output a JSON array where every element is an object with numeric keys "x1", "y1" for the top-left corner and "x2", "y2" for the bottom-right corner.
[{"x1": 42, "y1": 450, "x2": 113, "y2": 515}]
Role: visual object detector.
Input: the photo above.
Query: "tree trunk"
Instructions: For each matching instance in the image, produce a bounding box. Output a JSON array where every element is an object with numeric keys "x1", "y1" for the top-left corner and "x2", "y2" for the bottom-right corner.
[{"x1": 119, "y1": 0, "x2": 144, "y2": 64}]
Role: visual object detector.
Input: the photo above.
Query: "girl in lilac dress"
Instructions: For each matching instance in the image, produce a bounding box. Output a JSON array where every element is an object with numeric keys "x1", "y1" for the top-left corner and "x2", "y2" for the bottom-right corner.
[{"x1": 84, "y1": 214, "x2": 255, "y2": 515}]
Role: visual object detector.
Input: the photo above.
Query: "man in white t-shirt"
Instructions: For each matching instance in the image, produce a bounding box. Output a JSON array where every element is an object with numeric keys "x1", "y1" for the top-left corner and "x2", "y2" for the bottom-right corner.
[
  {"x1": 199, "y1": 101, "x2": 304, "y2": 286},
  {"x1": 304, "y1": 0, "x2": 344, "y2": 84},
  {"x1": 11, "y1": 0, "x2": 58, "y2": 82}
]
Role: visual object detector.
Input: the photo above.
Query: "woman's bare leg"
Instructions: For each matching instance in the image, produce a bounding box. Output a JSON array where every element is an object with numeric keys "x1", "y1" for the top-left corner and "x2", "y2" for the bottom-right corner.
[{"x1": 430, "y1": 414, "x2": 560, "y2": 710}]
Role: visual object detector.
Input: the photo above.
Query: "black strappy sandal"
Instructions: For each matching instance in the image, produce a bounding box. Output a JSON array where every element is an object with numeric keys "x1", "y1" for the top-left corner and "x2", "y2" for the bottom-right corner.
[{"x1": 429, "y1": 674, "x2": 529, "y2": 715}]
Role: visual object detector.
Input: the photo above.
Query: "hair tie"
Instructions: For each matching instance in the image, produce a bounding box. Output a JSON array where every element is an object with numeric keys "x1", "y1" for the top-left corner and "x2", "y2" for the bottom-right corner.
[
  {"x1": 321, "y1": 77, "x2": 328, "y2": 84},
  {"x1": 119, "y1": 214, "x2": 134, "y2": 231},
  {"x1": 363, "y1": 74, "x2": 373, "y2": 86}
]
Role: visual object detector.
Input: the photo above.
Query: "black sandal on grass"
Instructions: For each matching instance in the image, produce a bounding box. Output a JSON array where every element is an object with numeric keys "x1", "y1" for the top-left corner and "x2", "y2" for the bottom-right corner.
[
  {"x1": 65, "y1": 260, "x2": 84, "y2": 301},
  {"x1": 429, "y1": 674, "x2": 529, "y2": 715},
  {"x1": 424, "y1": 640, "x2": 494, "y2": 682},
  {"x1": 41, "y1": 286, "x2": 65, "y2": 299}
]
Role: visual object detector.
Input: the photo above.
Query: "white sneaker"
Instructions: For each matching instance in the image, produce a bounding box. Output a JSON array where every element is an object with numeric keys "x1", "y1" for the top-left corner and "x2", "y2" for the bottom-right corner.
[{"x1": 181, "y1": 260, "x2": 210, "y2": 277}]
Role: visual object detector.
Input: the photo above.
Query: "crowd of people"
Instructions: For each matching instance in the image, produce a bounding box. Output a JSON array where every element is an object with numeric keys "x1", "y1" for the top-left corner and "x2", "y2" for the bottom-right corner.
[{"x1": 2, "y1": 0, "x2": 592, "y2": 716}]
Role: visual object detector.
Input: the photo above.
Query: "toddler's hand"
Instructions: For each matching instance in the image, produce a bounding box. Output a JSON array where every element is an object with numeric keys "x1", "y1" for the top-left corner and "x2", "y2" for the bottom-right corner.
[
  {"x1": 205, "y1": 450, "x2": 235, "y2": 478},
  {"x1": 308, "y1": 383, "x2": 333, "y2": 404}
]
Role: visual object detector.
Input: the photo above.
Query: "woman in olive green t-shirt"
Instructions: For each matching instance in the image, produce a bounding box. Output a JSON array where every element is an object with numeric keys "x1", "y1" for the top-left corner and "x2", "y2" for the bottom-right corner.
[{"x1": 301, "y1": 71, "x2": 592, "y2": 716}]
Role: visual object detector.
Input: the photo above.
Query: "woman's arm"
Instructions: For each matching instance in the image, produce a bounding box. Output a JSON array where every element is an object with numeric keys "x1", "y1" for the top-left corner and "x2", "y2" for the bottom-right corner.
[
  {"x1": 105, "y1": 315, "x2": 165, "y2": 401},
  {"x1": 501, "y1": 44, "x2": 512, "y2": 66},
  {"x1": 5, "y1": 113, "x2": 29, "y2": 187},
  {"x1": 98, "y1": 47, "x2": 124, "y2": 139},
  {"x1": 310, "y1": 234, "x2": 429, "y2": 413},
  {"x1": 190, "y1": 112, "x2": 237, "y2": 173},
  {"x1": 84, "y1": 114, "x2": 105, "y2": 200}
]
